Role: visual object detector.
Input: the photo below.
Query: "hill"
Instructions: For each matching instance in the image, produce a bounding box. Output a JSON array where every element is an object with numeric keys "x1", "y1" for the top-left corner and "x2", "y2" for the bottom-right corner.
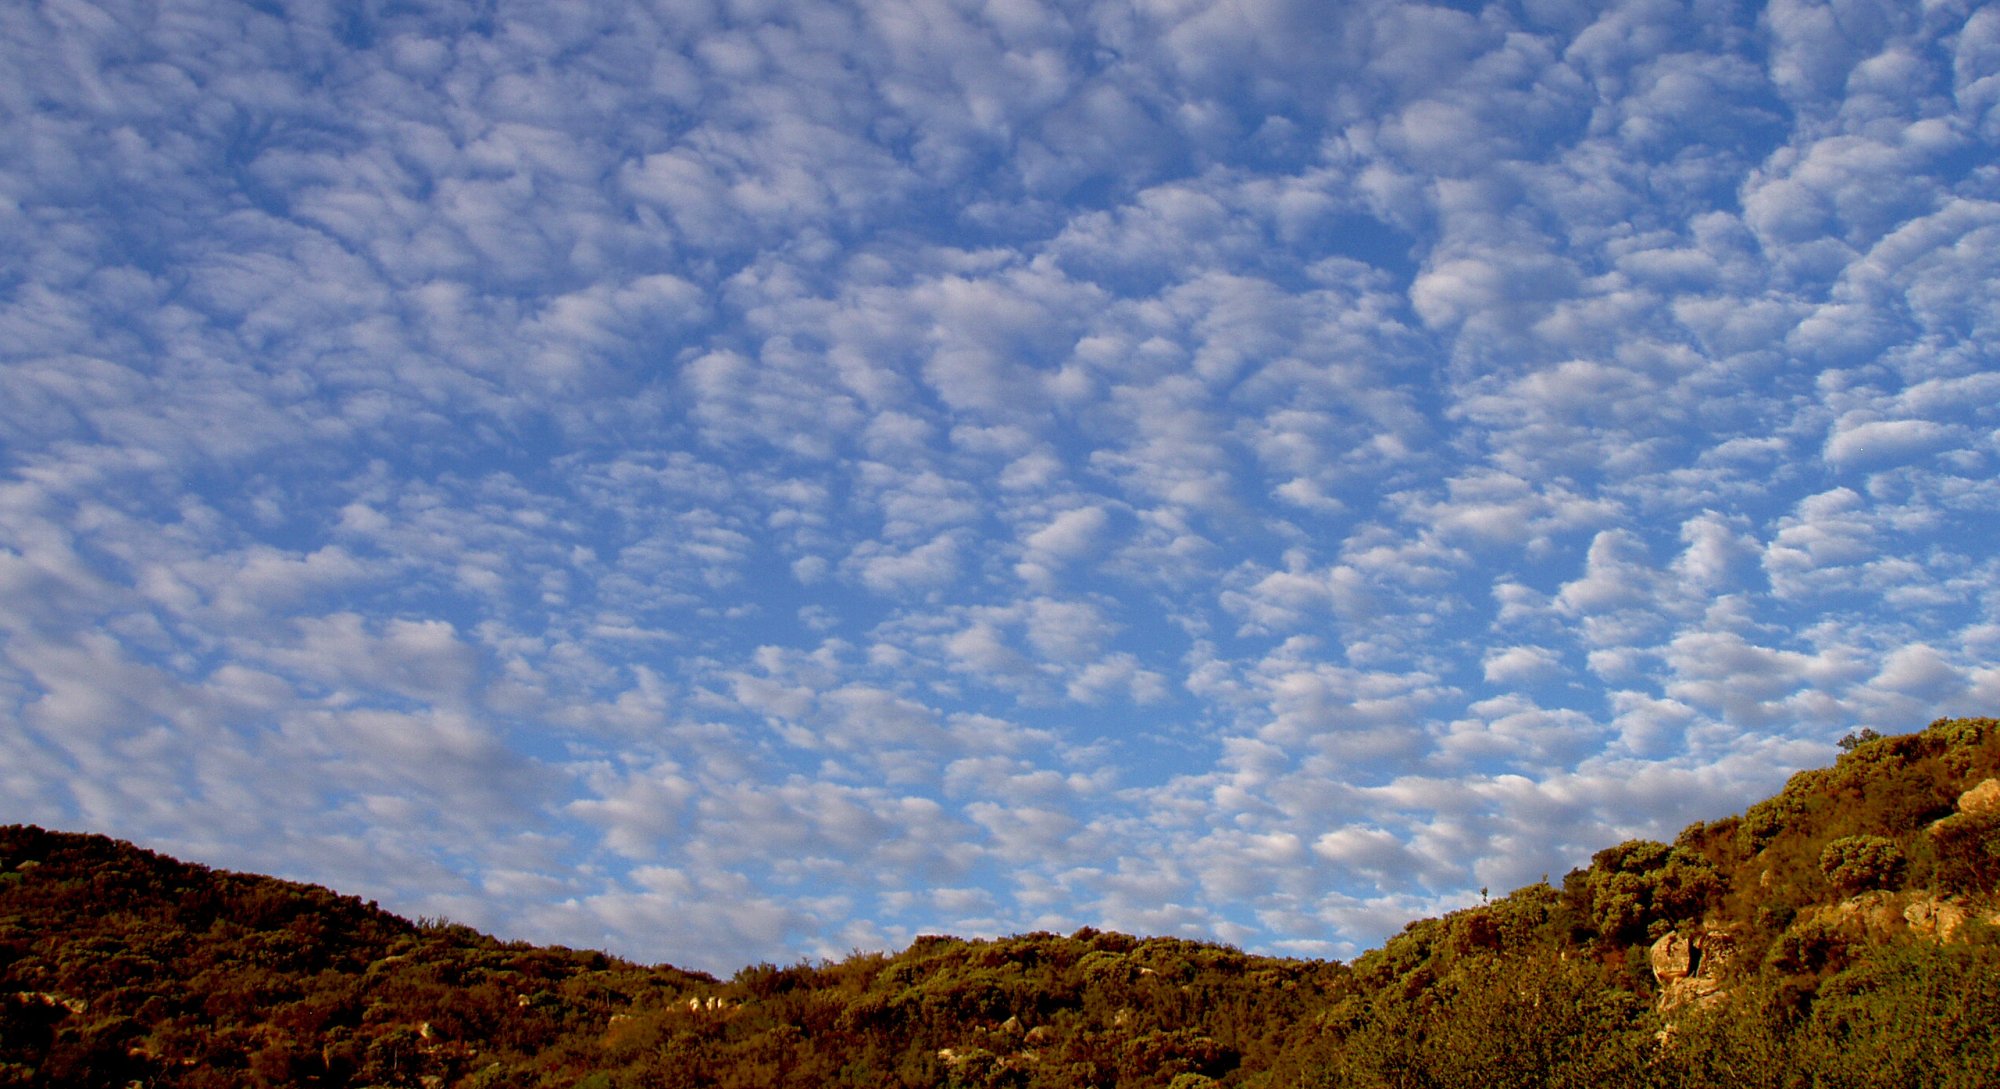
[{"x1": 5, "y1": 716, "x2": 1999, "y2": 1088}]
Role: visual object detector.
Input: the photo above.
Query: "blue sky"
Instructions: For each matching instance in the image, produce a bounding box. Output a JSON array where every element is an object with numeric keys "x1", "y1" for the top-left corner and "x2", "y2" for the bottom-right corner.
[{"x1": 3, "y1": 0, "x2": 1998, "y2": 973}]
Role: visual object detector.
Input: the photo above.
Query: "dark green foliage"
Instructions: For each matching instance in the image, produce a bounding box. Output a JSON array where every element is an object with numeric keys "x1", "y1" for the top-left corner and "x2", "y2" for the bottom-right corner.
[
  {"x1": 1319, "y1": 950, "x2": 1657, "y2": 1089},
  {"x1": 0, "y1": 825, "x2": 710, "y2": 1088},
  {"x1": 1795, "y1": 927, "x2": 2000, "y2": 1089},
  {"x1": 1838, "y1": 729, "x2": 1884, "y2": 752},
  {"x1": 1927, "y1": 810, "x2": 2000, "y2": 896},
  {"x1": 7, "y1": 717, "x2": 2000, "y2": 1087},
  {"x1": 1653, "y1": 928, "x2": 2000, "y2": 1089},
  {"x1": 1818, "y1": 835, "x2": 1906, "y2": 894},
  {"x1": 1563, "y1": 840, "x2": 1721, "y2": 946}
]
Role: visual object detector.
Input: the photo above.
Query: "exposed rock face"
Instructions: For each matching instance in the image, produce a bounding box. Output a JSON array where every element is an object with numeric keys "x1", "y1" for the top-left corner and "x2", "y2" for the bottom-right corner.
[
  {"x1": 1649, "y1": 931, "x2": 1695, "y2": 982},
  {"x1": 1957, "y1": 778, "x2": 2000, "y2": 818},
  {"x1": 1903, "y1": 897, "x2": 1971, "y2": 942},
  {"x1": 1649, "y1": 929, "x2": 1735, "y2": 1012},
  {"x1": 1817, "y1": 890, "x2": 1907, "y2": 936},
  {"x1": 1805, "y1": 891, "x2": 1985, "y2": 944}
]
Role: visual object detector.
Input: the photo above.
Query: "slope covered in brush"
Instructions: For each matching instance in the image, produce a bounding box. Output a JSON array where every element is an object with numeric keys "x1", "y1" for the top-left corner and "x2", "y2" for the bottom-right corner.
[
  {"x1": 1294, "y1": 715, "x2": 2000, "y2": 1088},
  {"x1": 0, "y1": 825, "x2": 712, "y2": 1087},
  {"x1": 4, "y1": 716, "x2": 1998, "y2": 1088}
]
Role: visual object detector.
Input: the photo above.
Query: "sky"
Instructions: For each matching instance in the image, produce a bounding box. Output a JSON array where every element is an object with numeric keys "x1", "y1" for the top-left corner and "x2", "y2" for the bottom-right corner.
[{"x1": 3, "y1": 0, "x2": 1998, "y2": 975}]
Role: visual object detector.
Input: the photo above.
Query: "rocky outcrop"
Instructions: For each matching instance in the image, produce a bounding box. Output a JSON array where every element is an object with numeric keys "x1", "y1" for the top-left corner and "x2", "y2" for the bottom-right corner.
[
  {"x1": 1957, "y1": 778, "x2": 2000, "y2": 818},
  {"x1": 1801, "y1": 890, "x2": 1990, "y2": 945},
  {"x1": 1649, "y1": 929, "x2": 1736, "y2": 1012},
  {"x1": 1903, "y1": 897, "x2": 1971, "y2": 942},
  {"x1": 1649, "y1": 931, "x2": 1695, "y2": 982}
]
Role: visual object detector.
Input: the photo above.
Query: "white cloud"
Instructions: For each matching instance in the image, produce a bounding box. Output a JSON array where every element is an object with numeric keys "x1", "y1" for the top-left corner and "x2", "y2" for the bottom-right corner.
[
  {"x1": 7, "y1": 0, "x2": 2000, "y2": 976},
  {"x1": 1662, "y1": 630, "x2": 1866, "y2": 726},
  {"x1": 1823, "y1": 416, "x2": 1957, "y2": 468},
  {"x1": 1483, "y1": 644, "x2": 1563, "y2": 685},
  {"x1": 1020, "y1": 504, "x2": 1111, "y2": 574},
  {"x1": 1762, "y1": 486, "x2": 1880, "y2": 596}
]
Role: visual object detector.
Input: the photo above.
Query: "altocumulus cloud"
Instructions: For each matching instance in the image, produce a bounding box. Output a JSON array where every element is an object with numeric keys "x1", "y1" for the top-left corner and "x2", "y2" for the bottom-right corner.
[{"x1": 2, "y1": 0, "x2": 1998, "y2": 972}]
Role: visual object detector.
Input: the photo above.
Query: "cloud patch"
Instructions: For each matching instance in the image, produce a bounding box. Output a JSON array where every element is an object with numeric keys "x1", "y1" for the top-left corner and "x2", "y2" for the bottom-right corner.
[{"x1": 4, "y1": 0, "x2": 1997, "y2": 974}]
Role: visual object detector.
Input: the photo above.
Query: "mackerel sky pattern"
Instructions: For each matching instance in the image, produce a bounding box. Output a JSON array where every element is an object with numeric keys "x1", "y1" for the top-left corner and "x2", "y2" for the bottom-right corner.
[{"x1": 3, "y1": 0, "x2": 1998, "y2": 972}]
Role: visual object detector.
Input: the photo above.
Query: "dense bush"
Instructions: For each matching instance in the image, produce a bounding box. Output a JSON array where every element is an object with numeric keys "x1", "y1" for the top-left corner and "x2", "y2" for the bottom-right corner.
[
  {"x1": 1563, "y1": 841, "x2": 1721, "y2": 946},
  {"x1": 6, "y1": 716, "x2": 2000, "y2": 1087},
  {"x1": 1818, "y1": 835, "x2": 1907, "y2": 893},
  {"x1": 1928, "y1": 811, "x2": 2000, "y2": 896}
]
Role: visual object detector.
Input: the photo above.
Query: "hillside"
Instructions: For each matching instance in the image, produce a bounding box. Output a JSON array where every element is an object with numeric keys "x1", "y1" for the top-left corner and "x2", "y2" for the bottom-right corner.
[{"x1": 5, "y1": 716, "x2": 1999, "y2": 1088}]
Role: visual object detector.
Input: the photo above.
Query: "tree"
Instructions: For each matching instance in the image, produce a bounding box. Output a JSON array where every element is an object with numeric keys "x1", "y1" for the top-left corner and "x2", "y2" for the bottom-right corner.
[
  {"x1": 1818, "y1": 836, "x2": 1907, "y2": 894},
  {"x1": 1838, "y1": 729, "x2": 1884, "y2": 752}
]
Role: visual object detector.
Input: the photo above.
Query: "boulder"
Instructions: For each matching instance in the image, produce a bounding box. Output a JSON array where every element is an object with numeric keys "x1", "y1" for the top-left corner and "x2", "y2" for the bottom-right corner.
[
  {"x1": 1957, "y1": 778, "x2": 2000, "y2": 818},
  {"x1": 1650, "y1": 929, "x2": 1734, "y2": 1012},
  {"x1": 1903, "y1": 897, "x2": 1971, "y2": 942},
  {"x1": 1648, "y1": 931, "x2": 1695, "y2": 983}
]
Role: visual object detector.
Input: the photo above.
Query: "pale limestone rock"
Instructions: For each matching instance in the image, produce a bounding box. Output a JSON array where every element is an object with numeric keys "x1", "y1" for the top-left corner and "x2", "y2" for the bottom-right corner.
[
  {"x1": 1958, "y1": 778, "x2": 2000, "y2": 817},
  {"x1": 1698, "y1": 930, "x2": 1738, "y2": 976},
  {"x1": 1802, "y1": 891, "x2": 1989, "y2": 945},
  {"x1": 1903, "y1": 897, "x2": 1970, "y2": 942},
  {"x1": 1649, "y1": 931, "x2": 1695, "y2": 983},
  {"x1": 1650, "y1": 930, "x2": 1735, "y2": 1013},
  {"x1": 22, "y1": 992, "x2": 86, "y2": 1015}
]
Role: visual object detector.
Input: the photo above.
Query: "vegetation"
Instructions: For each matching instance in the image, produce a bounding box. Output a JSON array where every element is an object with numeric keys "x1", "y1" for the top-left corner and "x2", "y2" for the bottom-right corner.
[{"x1": 4, "y1": 716, "x2": 1998, "y2": 1087}]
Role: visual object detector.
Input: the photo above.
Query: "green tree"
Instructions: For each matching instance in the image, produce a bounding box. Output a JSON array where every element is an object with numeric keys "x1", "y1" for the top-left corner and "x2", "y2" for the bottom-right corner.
[{"x1": 1818, "y1": 835, "x2": 1907, "y2": 894}]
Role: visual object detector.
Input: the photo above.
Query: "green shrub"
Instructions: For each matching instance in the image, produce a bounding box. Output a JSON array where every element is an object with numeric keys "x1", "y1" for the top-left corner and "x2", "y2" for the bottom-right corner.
[
  {"x1": 1927, "y1": 812, "x2": 2000, "y2": 896},
  {"x1": 1796, "y1": 935, "x2": 2000, "y2": 1089},
  {"x1": 1565, "y1": 841, "x2": 1722, "y2": 946},
  {"x1": 1818, "y1": 836, "x2": 1907, "y2": 894}
]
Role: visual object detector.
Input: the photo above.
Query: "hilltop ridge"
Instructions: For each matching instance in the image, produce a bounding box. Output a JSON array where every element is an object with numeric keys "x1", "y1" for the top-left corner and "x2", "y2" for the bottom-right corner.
[{"x1": 5, "y1": 716, "x2": 1998, "y2": 1088}]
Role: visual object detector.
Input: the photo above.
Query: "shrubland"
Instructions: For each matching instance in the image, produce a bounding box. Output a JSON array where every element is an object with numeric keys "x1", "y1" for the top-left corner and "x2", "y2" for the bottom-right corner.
[{"x1": 4, "y1": 716, "x2": 1997, "y2": 1087}]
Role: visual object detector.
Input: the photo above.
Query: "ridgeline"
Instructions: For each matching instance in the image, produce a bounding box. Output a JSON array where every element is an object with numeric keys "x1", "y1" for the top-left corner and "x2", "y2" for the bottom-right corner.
[{"x1": 5, "y1": 717, "x2": 1999, "y2": 1088}]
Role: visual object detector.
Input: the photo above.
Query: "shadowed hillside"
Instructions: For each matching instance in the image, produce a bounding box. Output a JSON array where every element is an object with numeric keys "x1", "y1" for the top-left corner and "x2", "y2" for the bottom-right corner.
[{"x1": 6, "y1": 716, "x2": 1999, "y2": 1088}]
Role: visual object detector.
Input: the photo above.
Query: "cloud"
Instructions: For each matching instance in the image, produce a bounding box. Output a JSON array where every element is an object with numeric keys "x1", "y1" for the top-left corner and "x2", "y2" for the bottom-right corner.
[
  {"x1": 1823, "y1": 416, "x2": 1957, "y2": 468},
  {"x1": 7, "y1": 0, "x2": 2000, "y2": 976},
  {"x1": 1017, "y1": 504, "x2": 1112, "y2": 584},
  {"x1": 1483, "y1": 645, "x2": 1563, "y2": 685},
  {"x1": 1662, "y1": 631, "x2": 1867, "y2": 727}
]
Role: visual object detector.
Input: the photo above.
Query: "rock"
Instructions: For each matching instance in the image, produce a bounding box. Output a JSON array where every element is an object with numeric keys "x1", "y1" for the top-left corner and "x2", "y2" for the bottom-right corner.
[
  {"x1": 1649, "y1": 932, "x2": 1695, "y2": 983},
  {"x1": 1658, "y1": 975, "x2": 1724, "y2": 1012},
  {"x1": 1650, "y1": 930, "x2": 1735, "y2": 1013},
  {"x1": 1697, "y1": 930, "x2": 1738, "y2": 976},
  {"x1": 1800, "y1": 891, "x2": 1990, "y2": 945},
  {"x1": 1958, "y1": 779, "x2": 2000, "y2": 818},
  {"x1": 1858, "y1": 890, "x2": 1905, "y2": 933},
  {"x1": 21, "y1": 992, "x2": 85, "y2": 1015},
  {"x1": 1903, "y1": 897, "x2": 1971, "y2": 942}
]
